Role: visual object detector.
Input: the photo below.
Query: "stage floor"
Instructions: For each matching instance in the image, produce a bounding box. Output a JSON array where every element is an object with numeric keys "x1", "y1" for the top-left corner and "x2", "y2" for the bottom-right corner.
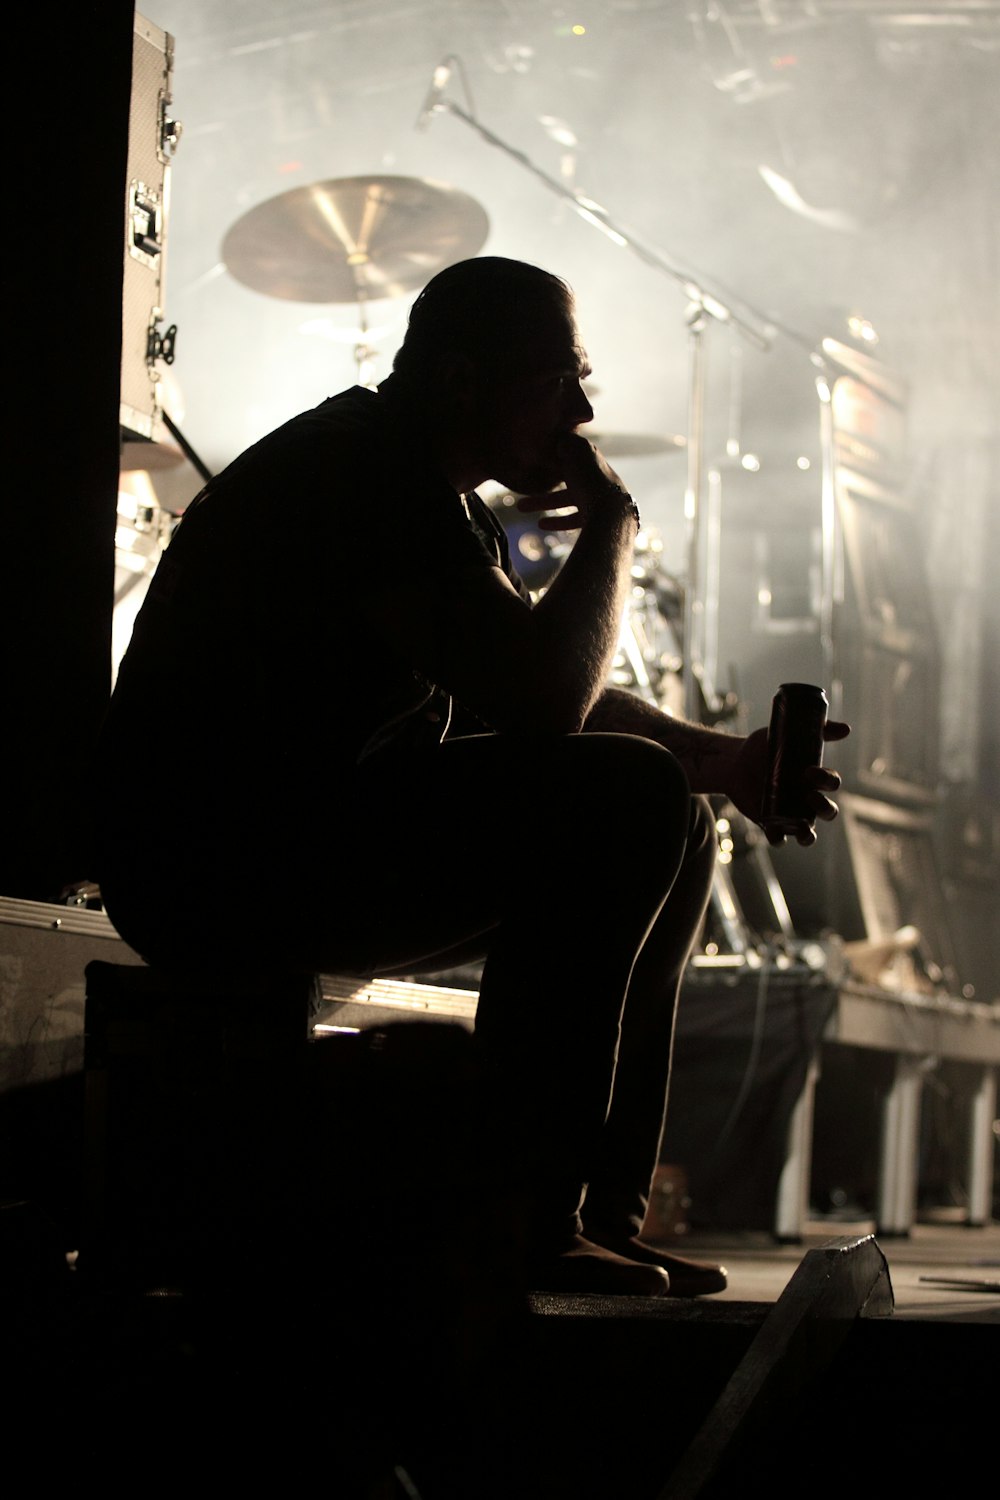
[{"x1": 655, "y1": 1211, "x2": 1000, "y2": 1322}]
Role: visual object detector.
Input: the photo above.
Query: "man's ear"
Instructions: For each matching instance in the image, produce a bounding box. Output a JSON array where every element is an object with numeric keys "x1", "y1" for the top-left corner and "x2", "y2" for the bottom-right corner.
[{"x1": 438, "y1": 349, "x2": 480, "y2": 409}]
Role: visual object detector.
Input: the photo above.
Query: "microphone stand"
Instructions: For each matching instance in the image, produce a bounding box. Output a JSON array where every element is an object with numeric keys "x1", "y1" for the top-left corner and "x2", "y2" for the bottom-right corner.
[{"x1": 428, "y1": 94, "x2": 774, "y2": 723}]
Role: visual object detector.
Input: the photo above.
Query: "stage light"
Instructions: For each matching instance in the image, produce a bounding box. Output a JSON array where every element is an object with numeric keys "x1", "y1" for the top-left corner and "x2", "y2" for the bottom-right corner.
[
  {"x1": 539, "y1": 115, "x2": 577, "y2": 147},
  {"x1": 517, "y1": 532, "x2": 548, "y2": 564},
  {"x1": 847, "y1": 314, "x2": 879, "y2": 346}
]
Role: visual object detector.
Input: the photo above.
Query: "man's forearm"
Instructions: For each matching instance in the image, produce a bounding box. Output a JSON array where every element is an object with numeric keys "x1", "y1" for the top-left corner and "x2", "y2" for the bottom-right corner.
[
  {"x1": 583, "y1": 686, "x2": 744, "y2": 793},
  {"x1": 585, "y1": 686, "x2": 848, "y2": 845}
]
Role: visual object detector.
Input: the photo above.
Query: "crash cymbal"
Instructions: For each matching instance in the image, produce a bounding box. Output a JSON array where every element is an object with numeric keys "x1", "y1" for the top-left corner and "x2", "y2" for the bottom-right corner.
[
  {"x1": 589, "y1": 432, "x2": 687, "y2": 457},
  {"x1": 221, "y1": 175, "x2": 490, "y2": 304}
]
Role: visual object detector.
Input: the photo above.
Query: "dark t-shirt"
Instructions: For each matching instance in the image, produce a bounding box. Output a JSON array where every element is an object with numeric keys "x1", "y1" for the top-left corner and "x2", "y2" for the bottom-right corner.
[{"x1": 94, "y1": 379, "x2": 527, "y2": 874}]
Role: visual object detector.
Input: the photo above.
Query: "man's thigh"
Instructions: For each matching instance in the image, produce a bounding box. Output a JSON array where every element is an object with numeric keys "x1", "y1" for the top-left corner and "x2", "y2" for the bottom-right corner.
[
  {"x1": 295, "y1": 735, "x2": 525, "y2": 973},
  {"x1": 297, "y1": 730, "x2": 690, "y2": 975}
]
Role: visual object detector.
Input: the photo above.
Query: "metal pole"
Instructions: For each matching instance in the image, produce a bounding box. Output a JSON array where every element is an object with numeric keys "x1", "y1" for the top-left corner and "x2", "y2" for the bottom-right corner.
[{"x1": 683, "y1": 303, "x2": 707, "y2": 723}]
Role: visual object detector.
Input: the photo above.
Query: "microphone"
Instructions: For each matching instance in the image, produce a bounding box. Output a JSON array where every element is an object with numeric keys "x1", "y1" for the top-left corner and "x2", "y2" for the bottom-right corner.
[{"x1": 415, "y1": 58, "x2": 453, "y2": 131}]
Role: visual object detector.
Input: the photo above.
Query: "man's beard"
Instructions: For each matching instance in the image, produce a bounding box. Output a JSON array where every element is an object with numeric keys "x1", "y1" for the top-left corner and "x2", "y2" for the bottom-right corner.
[{"x1": 486, "y1": 440, "x2": 565, "y2": 499}]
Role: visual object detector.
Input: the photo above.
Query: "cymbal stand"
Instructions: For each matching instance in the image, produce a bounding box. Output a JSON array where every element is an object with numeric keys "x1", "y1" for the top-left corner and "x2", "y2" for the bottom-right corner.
[
  {"x1": 353, "y1": 284, "x2": 379, "y2": 390},
  {"x1": 682, "y1": 295, "x2": 708, "y2": 722},
  {"x1": 423, "y1": 84, "x2": 774, "y2": 724}
]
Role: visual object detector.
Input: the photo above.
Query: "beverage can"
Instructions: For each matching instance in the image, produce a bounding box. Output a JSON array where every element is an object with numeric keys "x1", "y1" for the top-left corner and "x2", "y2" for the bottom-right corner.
[{"x1": 760, "y1": 683, "x2": 829, "y2": 838}]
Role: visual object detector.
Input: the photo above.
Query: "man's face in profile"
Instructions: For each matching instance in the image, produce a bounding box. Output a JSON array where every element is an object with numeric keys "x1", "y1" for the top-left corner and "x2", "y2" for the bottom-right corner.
[{"x1": 473, "y1": 306, "x2": 595, "y2": 495}]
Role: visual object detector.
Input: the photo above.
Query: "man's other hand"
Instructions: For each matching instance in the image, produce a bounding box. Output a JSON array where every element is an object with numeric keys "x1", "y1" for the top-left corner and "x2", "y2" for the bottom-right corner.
[{"x1": 728, "y1": 719, "x2": 851, "y2": 847}]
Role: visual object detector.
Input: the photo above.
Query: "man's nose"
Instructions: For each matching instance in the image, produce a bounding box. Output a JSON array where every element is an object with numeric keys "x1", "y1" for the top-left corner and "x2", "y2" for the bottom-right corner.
[{"x1": 568, "y1": 382, "x2": 594, "y2": 427}]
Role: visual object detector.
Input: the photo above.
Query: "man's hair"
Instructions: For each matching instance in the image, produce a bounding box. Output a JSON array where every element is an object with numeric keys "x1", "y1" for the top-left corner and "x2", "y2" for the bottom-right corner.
[{"x1": 392, "y1": 256, "x2": 574, "y2": 379}]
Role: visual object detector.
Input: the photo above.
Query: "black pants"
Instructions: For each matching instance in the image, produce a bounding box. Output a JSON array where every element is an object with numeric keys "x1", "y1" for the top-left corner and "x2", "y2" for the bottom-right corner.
[{"x1": 102, "y1": 732, "x2": 717, "y2": 1251}]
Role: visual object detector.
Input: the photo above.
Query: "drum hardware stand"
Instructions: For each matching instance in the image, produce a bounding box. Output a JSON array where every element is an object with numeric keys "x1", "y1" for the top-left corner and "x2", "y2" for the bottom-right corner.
[
  {"x1": 416, "y1": 59, "x2": 774, "y2": 728},
  {"x1": 162, "y1": 410, "x2": 214, "y2": 484},
  {"x1": 351, "y1": 286, "x2": 379, "y2": 390}
]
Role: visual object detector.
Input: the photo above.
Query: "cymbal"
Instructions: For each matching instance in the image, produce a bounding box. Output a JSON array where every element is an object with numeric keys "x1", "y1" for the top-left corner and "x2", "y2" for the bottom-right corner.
[
  {"x1": 589, "y1": 431, "x2": 687, "y2": 457},
  {"x1": 221, "y1": 175, "x2": 490, "y2": 304}
]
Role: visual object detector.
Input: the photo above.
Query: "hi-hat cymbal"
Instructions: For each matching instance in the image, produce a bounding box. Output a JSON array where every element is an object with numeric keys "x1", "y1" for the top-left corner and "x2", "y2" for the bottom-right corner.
[
  {"x1": 221, "y1": 175, "x2": 490, "y2": 304},
  {"x1": 590, "y1": 432, "x2": 687, "y2": 457}
]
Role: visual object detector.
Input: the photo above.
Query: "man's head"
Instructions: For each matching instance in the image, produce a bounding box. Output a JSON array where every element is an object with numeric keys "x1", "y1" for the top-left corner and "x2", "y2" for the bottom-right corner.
[
  {"x1": 391, "y1": 256, "x2": 594, "y2": 494},
  {"x1": 394, "y1": 256, "x2": 574, "y2": 377}
]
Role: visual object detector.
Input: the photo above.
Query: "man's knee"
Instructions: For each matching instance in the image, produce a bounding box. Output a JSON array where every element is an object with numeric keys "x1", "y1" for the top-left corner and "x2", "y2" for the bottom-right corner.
[
  {"x1": 600, "y1": 736, "x2": 693, "y2": 868},
  {"x1": 593, "y1": 733, "x2": 691, "y2": 810},
  {"x1": 543, "y1": 734, "x2": 690, "y2": 871},
  {"x1": 685, "y1": 794, "x2": 720, "y2": 898},
  {"x1": 636, "y1": 738, "x2": 693, "y2": 833},
  {"x1": 690, "y1": 793, "x2": 717, "y2": 850}
]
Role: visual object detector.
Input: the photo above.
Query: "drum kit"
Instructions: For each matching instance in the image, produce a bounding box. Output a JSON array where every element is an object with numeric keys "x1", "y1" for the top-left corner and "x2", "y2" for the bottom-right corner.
[{"x1": 112, "y1": 472, "x2": 176, "y2": 685}]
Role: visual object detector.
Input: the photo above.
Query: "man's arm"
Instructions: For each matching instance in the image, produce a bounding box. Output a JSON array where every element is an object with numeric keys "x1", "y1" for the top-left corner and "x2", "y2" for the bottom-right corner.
[
  {"x1": 584, "y1": 685, "x2": 850, "y2": 847},
  {"x1": 367, "y1": 434, "x2": 639, "y2": 738}
]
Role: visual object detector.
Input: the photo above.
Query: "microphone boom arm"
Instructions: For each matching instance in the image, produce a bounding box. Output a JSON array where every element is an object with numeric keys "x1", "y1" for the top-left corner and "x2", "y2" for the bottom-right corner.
[{"x1": 432, "y1": 97, "x2": 772, "y2": 352}]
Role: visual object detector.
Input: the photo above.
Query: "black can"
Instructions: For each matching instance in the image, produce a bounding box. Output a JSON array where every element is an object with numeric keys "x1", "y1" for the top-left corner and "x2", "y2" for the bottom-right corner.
[{"x1": 760, "y1": 683, "x2": 829, "y2": 838}]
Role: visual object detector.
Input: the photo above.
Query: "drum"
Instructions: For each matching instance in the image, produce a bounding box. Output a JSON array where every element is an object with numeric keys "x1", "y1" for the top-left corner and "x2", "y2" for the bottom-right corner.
[
  {"x1": 112, "y1": 476, "x2": 175, "y2": 684},
  {"x1": 612, "y1": 528, "x2": 686, "y2": 717},
  {"x1": 486, "y1": 492, "x2": 563, "y2": 593}
]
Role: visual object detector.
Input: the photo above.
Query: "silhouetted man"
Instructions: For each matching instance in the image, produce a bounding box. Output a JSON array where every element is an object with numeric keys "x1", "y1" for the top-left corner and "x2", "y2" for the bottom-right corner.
[{"x1": 93, "y1": 257, "x2": 847, "y2": 1297}]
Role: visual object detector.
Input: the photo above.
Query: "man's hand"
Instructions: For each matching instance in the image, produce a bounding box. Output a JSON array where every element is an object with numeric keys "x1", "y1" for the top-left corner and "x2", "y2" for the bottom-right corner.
[
  {"x1": 727, "y1": 720, "x2": 851, "y2": 847},
  {"x1": 516, "y1": 432, "x2": 634, "y2": 531}
]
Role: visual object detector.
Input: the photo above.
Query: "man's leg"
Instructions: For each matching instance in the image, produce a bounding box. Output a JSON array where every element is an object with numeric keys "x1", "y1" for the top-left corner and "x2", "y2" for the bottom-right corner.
[
  {"x1": 305, "y1": 732, "x2": 696, "y2": 1292},
  {"x1": 112, "y1": 732, "x2": 697, "y2": 1294},
  {"x1": 463, "y1": 738, "x2": 692, "y2": 1260},
  {"x1": 580, "y1": 794, "x2": 727, "y2": 1292}
]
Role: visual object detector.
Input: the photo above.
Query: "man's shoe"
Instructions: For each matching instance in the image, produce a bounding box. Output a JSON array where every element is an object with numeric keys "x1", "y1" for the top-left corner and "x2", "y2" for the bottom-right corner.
[
  {"x1": 526, "y1": 1235, "x2": 670, "y2": 1297},
  {"x1": 584, "y1": 1233, "x2": 728, "y2": 1297}
]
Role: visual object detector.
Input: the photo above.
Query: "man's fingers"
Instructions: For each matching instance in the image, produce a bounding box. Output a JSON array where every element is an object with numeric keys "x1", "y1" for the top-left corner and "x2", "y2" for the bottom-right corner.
[
  {"x1": 516, "y1": 492, "x2": 581, "y2": 529},
  {"x1": 803, "y1": 766, "x2": 841, "y2": 793},
  {"x1": 767, "y1": 791, "x2": 839, "y2": 848},
  {"x1": 537, "y1": 511, "x2": 582, "y2": 531},
  {"x1": 517, "y1": 490, "x2": 569, "y2": 514},
  {"x1": 823, "y1": 719, "x2": 851, "y2": 742}
]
